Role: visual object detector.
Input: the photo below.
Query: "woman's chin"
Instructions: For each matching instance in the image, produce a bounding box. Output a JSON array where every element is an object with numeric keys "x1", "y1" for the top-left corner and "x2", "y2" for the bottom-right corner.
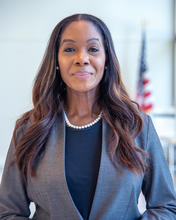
[{"x1": 67, "y1": 85, "x2": 97, "y2": 94}]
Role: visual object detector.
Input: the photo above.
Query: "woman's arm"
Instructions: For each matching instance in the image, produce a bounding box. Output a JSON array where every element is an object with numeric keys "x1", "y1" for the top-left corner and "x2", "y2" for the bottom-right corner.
[
  {"x1": 0, "y1": 138, "x2": 31, "y2": 219},
  {"x1": 141, "y1": 115, "x2": 176, "y2": 219}
]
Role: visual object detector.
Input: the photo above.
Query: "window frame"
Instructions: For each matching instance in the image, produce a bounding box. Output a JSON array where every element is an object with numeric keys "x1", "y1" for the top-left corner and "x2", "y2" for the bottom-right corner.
[{"x1": 172, "y1": 0, "x2": 176, "y2": 106}]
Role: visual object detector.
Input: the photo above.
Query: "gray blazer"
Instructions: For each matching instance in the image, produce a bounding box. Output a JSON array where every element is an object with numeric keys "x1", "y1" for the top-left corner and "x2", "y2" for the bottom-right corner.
[{"x1": 0, "y1": 112, "x2": 176, "y2": 220}]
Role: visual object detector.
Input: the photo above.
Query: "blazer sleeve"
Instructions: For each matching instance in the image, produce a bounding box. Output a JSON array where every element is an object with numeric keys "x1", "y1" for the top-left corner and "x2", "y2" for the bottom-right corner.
[
  {"x1": 141, "y1": 115, "x2": 176, "y2": 219},
  {"x1": 0, "y1": 137, "x2": 31, "y2": 219}
]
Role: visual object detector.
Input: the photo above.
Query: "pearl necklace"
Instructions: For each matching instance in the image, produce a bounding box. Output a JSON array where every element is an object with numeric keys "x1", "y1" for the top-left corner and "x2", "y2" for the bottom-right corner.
[{"x1": 64, "y1": 111, "x2": 102, "y2": 130}]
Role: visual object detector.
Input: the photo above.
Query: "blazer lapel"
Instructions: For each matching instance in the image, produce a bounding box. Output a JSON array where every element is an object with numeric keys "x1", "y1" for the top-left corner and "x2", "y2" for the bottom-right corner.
[
  {"x1": 88, "y1": 120, "x2": 123, "y2": 220},
  {"x1": 44, "y1": 112, "x2": 83, "y2": 220},
  {"x1": 88, "y1": 120, "x2": 142, "y2": 220},
  {"x1": 88, "y1": 119, "x2": 114, "y2": 219}
]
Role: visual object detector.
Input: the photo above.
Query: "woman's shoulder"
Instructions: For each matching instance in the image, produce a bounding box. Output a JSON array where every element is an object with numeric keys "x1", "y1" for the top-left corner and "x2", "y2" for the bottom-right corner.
[
  {"x1": 135, "y1": 112, "x2": 154, "y2": 150},
  {"x1": 140, "y1": 111, "x2": 151, "y2": 133},
  {"x1": 13, "y1": 113, "x2": 32, "y2": 143}
]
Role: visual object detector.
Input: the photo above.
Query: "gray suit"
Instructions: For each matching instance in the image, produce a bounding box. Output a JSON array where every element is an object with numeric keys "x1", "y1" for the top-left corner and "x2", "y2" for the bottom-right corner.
[{"x1": 0, "y1": 112, "x2": 176, "y2": 219}]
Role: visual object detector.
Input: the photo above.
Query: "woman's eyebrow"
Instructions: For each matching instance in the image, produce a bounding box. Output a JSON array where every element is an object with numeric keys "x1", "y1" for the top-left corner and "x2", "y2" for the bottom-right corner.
[
  {"x1": 61, "y1": 38, "x2": 100, "y2": 45},
  {"x1": 87, "y1": 38, "x2": 99, "y2": 42},
  {"x1": 61, "y1": 39, "x2": 76, "y2": 45}
]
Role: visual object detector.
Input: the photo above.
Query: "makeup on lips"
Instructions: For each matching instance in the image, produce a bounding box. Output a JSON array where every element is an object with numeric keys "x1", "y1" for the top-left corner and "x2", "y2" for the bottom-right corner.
[{"x1": 72, "y1": 72, "x2": 93, "y2": 78}]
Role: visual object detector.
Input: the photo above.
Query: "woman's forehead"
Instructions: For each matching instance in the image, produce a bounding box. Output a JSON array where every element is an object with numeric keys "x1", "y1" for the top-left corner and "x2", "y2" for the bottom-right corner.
[{"x1": 60, "y1": 20, "x2": 103, "y2": 43}]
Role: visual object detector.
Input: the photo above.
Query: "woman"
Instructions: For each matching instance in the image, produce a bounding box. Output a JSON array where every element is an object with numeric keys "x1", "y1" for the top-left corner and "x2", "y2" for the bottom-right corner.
[{"x1": 0, "y1": 14, "x2": 176, "y2": 220}]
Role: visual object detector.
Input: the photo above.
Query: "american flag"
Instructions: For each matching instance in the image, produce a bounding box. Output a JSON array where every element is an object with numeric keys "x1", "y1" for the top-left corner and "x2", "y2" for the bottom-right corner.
[{"x1": 136, "y1": 31, "x2": 153, "y2": 113}]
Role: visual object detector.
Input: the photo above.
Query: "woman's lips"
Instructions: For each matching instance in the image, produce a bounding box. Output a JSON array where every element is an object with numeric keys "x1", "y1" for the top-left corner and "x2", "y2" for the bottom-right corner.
[{"x1": 72, "y1": 72, "x2": 92, "y2": 78}]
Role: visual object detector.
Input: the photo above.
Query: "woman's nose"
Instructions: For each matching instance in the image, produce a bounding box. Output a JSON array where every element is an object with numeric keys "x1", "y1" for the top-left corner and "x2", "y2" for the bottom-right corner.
[{"x1": 74, "y1": 50, "x2": 90, "y2": 66}]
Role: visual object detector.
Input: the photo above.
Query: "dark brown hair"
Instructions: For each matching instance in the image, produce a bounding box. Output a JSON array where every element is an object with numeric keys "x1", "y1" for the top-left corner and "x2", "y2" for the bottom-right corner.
[{"x1": 13, "y1": 14, "x2": 147, "y2": 181}]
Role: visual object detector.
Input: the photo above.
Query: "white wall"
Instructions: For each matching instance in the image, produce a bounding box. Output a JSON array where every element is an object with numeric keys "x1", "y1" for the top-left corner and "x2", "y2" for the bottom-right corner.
[{"x1": 0, "y1": 0, "x2": 174, "y2": 167}]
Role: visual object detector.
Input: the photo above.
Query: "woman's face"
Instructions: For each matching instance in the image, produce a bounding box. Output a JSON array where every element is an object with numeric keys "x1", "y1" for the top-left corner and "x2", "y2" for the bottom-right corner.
[{"x1": 58, "y1": 20, "x2": 106, "y2": 93}]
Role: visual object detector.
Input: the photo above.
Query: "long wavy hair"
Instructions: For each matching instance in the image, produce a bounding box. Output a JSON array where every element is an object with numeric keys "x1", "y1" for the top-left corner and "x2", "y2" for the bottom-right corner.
[{"x1": 13, "y1": 14, "x2": 148, "y2": 182}]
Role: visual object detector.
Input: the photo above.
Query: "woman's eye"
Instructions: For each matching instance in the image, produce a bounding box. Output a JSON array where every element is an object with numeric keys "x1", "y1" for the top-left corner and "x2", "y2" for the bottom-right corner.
[
  {"x1": 64, "y1": 48, "x2": 75, "y2": 52},
  {"x1": 88, "y1": 47, "x2": 99, "y2": 52}
]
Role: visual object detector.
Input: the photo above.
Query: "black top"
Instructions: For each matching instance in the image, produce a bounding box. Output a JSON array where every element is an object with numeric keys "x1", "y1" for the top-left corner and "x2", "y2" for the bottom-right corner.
[{"x1": 65, "y1": 120, "x2": 102, "y2": 220}]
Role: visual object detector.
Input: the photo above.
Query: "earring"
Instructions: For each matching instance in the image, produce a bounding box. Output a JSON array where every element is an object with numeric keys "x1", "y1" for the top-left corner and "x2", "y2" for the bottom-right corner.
[
  {"x1": 56, "y1": 66, "x2": 59, "y2": 70},
  {"x1": 105, "y1": 66, "x2": 107, "y2": 70}
]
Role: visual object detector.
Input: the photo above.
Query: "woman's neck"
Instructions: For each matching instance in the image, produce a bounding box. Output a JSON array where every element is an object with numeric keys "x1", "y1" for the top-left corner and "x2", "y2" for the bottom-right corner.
[{"x1": 64, "y1": 87, "x2": 100, "y2": 126}]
